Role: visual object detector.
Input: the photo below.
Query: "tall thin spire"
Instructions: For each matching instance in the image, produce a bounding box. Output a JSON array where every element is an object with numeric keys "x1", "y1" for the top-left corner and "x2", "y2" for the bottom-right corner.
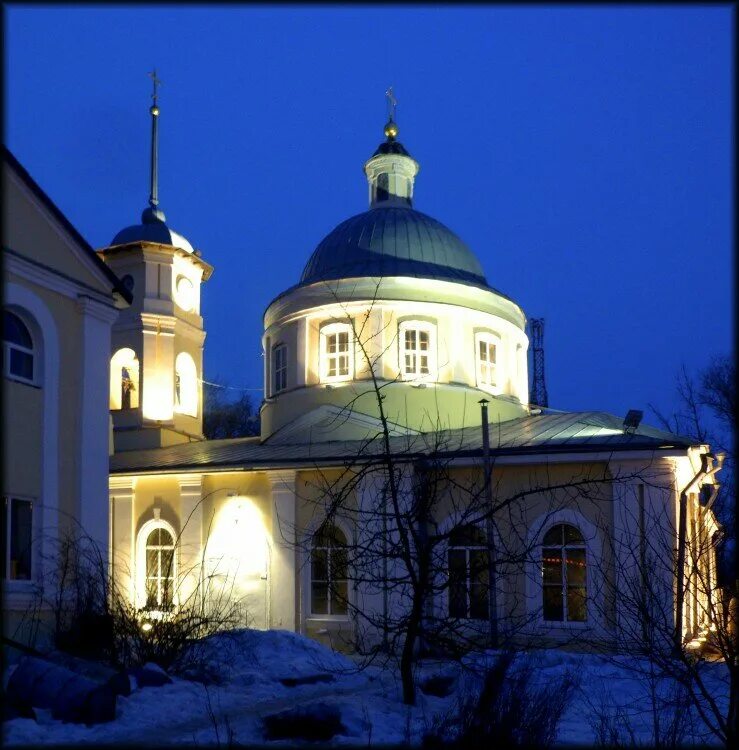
[
  {"x1": 143, "y1": 69, "x2": 165, "y2": 224},
  {"x1": 384, "y1": 86, "x2": 398, "y2": 140}
]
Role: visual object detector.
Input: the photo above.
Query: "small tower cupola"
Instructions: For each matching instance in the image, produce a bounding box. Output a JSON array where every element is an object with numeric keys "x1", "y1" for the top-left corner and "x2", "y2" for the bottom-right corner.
[
  {"x1": 363, "y1": 87, "x2": 420, "y2": 209},
  {"x1": 99, "y1": 71, "x2": 213, "y2": 453}
]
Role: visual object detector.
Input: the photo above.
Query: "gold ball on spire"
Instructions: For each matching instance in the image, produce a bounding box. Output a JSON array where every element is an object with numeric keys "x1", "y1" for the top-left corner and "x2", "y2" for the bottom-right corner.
[
  {"x1": 150, "y1": 105, "x2": 160, "y2": 116},
  {"x1": 384, "y1": 120, "x2": 398, "y2": 140}
]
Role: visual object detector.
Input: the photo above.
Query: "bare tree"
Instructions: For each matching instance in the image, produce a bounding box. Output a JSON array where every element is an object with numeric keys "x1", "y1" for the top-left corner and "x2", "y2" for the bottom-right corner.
[
  {"x1": 582, "y1": 467, "x2": 736, "y2": 747},
  {"x1": 287, "y1": 288, "x2": 671, "y2": 706},
  {"x1": 203, "y1": 380, "x2": 260, "y2": 440}
]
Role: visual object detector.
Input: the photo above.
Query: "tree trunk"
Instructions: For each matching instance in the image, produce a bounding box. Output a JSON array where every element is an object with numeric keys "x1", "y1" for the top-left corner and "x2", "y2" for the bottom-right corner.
[{"x1": 400, "y1": 597, "x2": 422, "y2": 705}]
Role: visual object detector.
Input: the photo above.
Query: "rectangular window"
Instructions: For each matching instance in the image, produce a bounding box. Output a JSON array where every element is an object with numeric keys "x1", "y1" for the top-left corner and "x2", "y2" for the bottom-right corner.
[
  {"x1": 2, "y1": 497, "x2": 33, "y2": 580},
  {"x1": 272, "y1": 344, "x2": 287, "y2": 394},
  {"x1": 400, "y1": 322, "x2": 435, "y2": 380},
  {"x1": 320, "y1": 324, "x2": 353, "y2": 382},
  {"x1": 476, "y1": 335, "x2": 498, "y2": 387}
]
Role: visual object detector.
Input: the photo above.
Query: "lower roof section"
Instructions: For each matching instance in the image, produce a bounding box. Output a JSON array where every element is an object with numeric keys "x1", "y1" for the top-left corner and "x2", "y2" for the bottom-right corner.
[{"x1": 110, "y1": 411, "x2": 696, "y2": 476}]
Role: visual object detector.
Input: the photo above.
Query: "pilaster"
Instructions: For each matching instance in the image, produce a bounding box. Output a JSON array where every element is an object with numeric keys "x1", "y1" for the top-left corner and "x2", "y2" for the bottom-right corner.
[
  {"x1": 267, "y1": 470, "x2": 297, "y2": 630},
  {"x1": 109, "y1": 476, "x2": 136, "y2": 605},
  {"x1": 178, "y1": 475, "x2": 204, "y2": 604}
]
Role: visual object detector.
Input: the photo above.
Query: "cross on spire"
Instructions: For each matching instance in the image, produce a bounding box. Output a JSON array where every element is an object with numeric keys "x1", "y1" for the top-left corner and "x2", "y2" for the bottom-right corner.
[
  {"x1": 385, "y1": 86, "x2": 397, "y2": 122},
  {"x1": 148, "y1": 69, "x2": 162, "y2": 105}
]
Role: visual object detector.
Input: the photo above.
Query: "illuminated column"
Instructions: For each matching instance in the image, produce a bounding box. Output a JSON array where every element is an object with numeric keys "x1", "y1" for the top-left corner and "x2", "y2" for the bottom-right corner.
[
  {"x1": 141, "y1": 313, "x2": 176, "y2": 421},
  {"x1": 178, "y1": 476, "x2": 203, "y2": 604},
  {"x1": 110, "y1": 477, "x2": 136, "y2": 605},
  {"x1": 268, "y1": 470, "x2": 297, "y2": 630}
]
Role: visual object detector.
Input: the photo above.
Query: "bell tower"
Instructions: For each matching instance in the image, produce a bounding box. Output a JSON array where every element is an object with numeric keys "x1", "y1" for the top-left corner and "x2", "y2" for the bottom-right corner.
[{"x1": 98, "y1": 71, "x2": 213, "y2": 452}]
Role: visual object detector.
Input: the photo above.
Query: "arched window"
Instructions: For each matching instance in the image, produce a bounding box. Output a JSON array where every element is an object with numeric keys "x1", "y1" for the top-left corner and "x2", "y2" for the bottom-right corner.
[
  {"x1": 311, "y1": 523, "x2": 348, "y2": 616},
  {"x1": 272, "y1": 343, "x2": 287, "y2": 394},
  {"x1": 448, "y1": 524, "x2": 488, "y2": 620},
  {"x1": 174, "y1": 352, "x2": 198, "y2": 416},
  {"x1": 320, "y1": 323, "x2": 353, "y2": 383},
  {"x1": 542, "y1": 524, "x2": 587, "y2": 622},
  {"x1": 399, "y1": 320, "x2": 437, "y2": 381},
  {"x1": 144, "y1": 525, "x2": 176, "y2": 610},
  {"x1": 3, "y1": 310, "x2": 35, "y2": 384},
  {"x1": 110, "y1": 348, "x2": 139, "y2": 409}
]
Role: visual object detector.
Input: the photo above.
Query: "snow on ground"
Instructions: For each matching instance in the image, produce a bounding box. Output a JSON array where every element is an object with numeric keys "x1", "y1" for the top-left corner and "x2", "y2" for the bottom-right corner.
[{"x1": 3, "y1": 630, "x2": 729, "y2": 747}]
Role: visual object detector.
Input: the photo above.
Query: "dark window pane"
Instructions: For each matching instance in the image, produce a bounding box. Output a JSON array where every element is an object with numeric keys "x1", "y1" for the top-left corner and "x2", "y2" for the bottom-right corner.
[
  {"x1": 563, "y1": 525, "x2": 584, "y2": 544},
  {"x1": 147, "y1": 528, "x2": 160, "y2": 546},
  {"x1": 543, "y1": 525, "x2": 563, "y2": 546},
  {"x1": 160, "y1": 529, "x2": 174, "y2": 546},
  {"x1": 450, "y1": 524, "x2": 485, "y2": 547},
  {"x1": 161, "y1": 549, "x2": 174, "y2": 577},
  {"x1": 449, "y1": 582, "x2": 467, "y2": 618},
  {"x1": 3, "y1": 311, "x2": 33, "y2": 347},
  {"x1": 565, "y1": 548, "x2": 586, "y2": 585},
  {"x1": 543, "y1": 586, "x2": 563, "y2": 621},
  {"x1": 1, "y1": 499, "x2": 6, "y2": 580},
  {"x1": 542, "y1": 548, "x2": 562, "y2": 584},
  {"x1": 10, "y1": 499, "x2": 32, "y2": 580},
  {"x1": 448, "y1": 548, "x2": 467, "y2": 576},
  {"x1": 311, "y1": 549, "x2": 327, "y2": 581},
  {"x1": 10, "y1": 349, "x2": 33, "y2": 380},
  {"x1": 311, "y1": 582, "x2": 328, "y2": 614},
  {"x1": 331, "y1": 581, "x2": 348, "y2": 615},
  {"x1": 330, "y1": 548, "x2": 347, "y2": 581},
  {"x1": 469, "y1": 583, "x2": 489, "y2": 620},
  {"x1": 147, "y1": 549, "x2": 159, "y2": 577},
  {"x1": 469, "y1": 549, "x2": 489, "y2": 585},
  {"x1": 567, "y1": 586, "x2": 587, "y2": 622},
  {"x1": 161, "y1": 579, "x2": 173, "y2": 608}
]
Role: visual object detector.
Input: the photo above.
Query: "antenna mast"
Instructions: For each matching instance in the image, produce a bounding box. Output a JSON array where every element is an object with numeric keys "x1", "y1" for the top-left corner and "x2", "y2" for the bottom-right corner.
[{"x1": 529, "y1": 318, "x2": 549, "y2": 408}]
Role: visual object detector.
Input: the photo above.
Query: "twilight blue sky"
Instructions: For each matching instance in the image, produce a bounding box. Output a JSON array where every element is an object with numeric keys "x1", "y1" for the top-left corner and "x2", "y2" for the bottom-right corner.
[{"x1": 5, "y1": 5, "x2": 733, "y2": 420}]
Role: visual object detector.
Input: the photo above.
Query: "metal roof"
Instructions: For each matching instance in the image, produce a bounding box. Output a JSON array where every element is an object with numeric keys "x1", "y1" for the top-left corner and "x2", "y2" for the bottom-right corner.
[
  {"x1": 110, "y1": 217, "x2": 194, "y2": 254},
  {"x1": 110, "y1": 411, "x2": 696, "y2": 475},
  {"x1": 299, "y1": 206, "x2": 493, "y2": 290}
]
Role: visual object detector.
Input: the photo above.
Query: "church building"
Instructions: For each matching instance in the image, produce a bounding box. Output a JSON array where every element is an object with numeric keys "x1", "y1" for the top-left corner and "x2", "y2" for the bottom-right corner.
[{"x1": 3, "y1": 82, "x2": 721, "y2": 656}]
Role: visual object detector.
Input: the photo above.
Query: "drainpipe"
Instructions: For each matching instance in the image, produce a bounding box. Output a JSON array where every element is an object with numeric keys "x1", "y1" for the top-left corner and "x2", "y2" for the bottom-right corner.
[
  {"x1": 674, "y1": 452, "x2": 719, "y2": 654},
  {"x1": 480, "y1": 400, "x2": 499, "y2": 649}
]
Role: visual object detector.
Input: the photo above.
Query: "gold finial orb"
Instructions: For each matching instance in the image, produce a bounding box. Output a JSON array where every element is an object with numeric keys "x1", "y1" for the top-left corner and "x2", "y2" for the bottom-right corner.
[
  {"x1": 384, "y1": 120, "x2": 398, "y2": 140},
  {"x1": 150, "y1": 105, "x2": 160, "y2": 116}
]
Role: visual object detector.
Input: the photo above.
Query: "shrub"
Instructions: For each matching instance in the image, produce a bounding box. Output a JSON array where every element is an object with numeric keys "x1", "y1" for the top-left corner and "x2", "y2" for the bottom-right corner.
[{"x1": 424, "y1": 651, "x2": 577, "y2": 749}]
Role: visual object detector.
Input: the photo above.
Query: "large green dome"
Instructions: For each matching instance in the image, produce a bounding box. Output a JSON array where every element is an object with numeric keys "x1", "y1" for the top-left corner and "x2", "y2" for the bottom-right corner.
[{"x1": 300, "y1": 206, "x2": 491, "y2": 290}]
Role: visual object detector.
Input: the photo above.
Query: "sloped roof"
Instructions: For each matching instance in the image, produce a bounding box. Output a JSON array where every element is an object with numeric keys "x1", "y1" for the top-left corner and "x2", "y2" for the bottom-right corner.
[
  {"x1": 2, "y1": 146, "x2": 133, "y2": 305},
  {"x1": 110, "y1": 411, "x2": 697, "y2": 475}
]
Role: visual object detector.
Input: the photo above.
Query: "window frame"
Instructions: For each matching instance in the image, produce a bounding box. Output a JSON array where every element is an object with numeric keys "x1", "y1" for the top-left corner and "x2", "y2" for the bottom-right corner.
[
  {"x1": 2, "y1": 496, "x2": 34, "y2": 582},
  {"x1": 541, "y1": 523, "x2": 588, "y2": 624},
  {"x1": 136, "y1": 518, "x2": 179, "y2": 612},
  {"x1": 319, "y1": 322, "x2": 354, "y2": 384},
  {"x1": 309, "y1": 522, "x2": 350, "y2": 619},
  {"x1": 272, "y1": 343, "x2": 288, "y2": 395},
  {"x1": 447, "y1": 523, "x2": 489, "y2": 621},
  {"x1": 3, "y1": 310, "x2": 36, "y2": 386},
  {"x1": 475, "y1": 331, "x2": 502, "y2": 393},
  {"x1": 398, "y1": 320, "x2": 437, "y2": 382}
]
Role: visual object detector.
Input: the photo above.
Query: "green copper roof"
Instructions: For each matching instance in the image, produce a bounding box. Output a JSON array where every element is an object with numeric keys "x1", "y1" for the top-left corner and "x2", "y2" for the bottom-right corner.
[{"x1": 300, "y1": 206, "x2": 491, "y2": 289}]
